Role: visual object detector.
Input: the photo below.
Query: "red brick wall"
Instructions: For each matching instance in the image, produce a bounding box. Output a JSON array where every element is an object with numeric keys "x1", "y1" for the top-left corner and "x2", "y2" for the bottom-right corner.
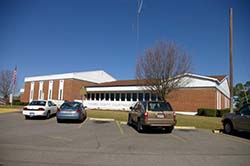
[
  {"x1": 167, "y1": 88, "x2": 217, "y2": 112},
  {"x1": 20, "y1": 82, "x2": 31, "y2": 102},
  {"x1": 43, "y1": 80, "x2": 49, "y2": 100},
  {"x1": 21, "y1": 79, "x2": 96, "y2": 102}
]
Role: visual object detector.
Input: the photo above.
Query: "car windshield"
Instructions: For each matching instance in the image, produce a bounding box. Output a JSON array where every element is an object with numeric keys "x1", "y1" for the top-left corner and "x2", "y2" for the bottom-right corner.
[
  {"x1": 148, "y1": 102, "x2": 173, "y2": 111},
  {"x1": 60, "y1": 102, "x2": 79, "y2": 110},
  {"x1": 29, "y1": 101, "x2": 46, "y2": 106}
]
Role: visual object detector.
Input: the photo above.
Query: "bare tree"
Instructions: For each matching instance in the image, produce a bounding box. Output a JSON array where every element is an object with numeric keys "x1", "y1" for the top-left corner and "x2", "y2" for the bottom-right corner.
[
  {"x1": 136, "y1": 41, "x2": 192, "y2": 101},
  {"x1": 0, "y1": 70, "x2": 13, "y2": 98}
]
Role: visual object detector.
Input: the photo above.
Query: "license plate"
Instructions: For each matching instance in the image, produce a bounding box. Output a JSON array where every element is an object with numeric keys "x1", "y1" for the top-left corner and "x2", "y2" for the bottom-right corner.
[
  {"x1": 157, "y1": 114, "x2": 164, "y2": 118},
  {"x1": 29, "y1": 112, "x2": 35, "y2": 116}
]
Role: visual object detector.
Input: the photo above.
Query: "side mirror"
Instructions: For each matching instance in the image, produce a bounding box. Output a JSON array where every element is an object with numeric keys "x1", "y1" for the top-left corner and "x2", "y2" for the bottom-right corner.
[
  {"x1": 84, "y1": 106, "x2": 87, "y2": 109},
  {"x1": 129, "y1": 106, "x2": 133, "y2": 110}
]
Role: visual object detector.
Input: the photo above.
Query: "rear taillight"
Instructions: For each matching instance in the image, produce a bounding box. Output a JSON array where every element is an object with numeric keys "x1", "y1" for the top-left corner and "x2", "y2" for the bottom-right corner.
[
  {"x1": 173, "y1": 112, "x2": 176, "y2": 121},
  {"x1": 144, "y1": 112, "x2": 149, "y2": 118},
  {"x1": 77, "y1": 109, "x2": 81, "y2": 113},
  {"x1": 23, "y1": 107, "x2": 28, "y2": 110},
  {"x1": 56, "y1": 108, "x2": 60, "y2": 113},
  {"x1": 38, "y1": 108, "x2": 45, "y2": 111}
]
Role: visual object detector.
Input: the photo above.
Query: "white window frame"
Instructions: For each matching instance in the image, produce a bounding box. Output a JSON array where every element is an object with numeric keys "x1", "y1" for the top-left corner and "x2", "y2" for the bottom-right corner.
[{"x1": 58, "y1": 80, "x2": 64, "y2": 100}]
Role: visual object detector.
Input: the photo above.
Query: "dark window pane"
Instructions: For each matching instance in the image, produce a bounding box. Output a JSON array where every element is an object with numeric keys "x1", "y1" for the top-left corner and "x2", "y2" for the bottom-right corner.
[
  {"x1": 115, "y1": 93, "x2": 120, "y2": 101},
  {"x1": 96, "y1": 93, "x2": 99, "y2": 100},
  {"x1": 105, "y1": 93, "x2": 109, "y2": 100},
  {"x1": 127, "y1": 93, "x2": 131, "y2": 101},
  {"x1": 91, "y1": 93, "x2": 95, "y2": 100},
  {"x1": 139, "y1": 93, "x2": 143, "y2": 101},
  {"x1": 145, "y1": 93, "x2": 150, "y2": 101},
  {"x1": 111, "y1": 93, "x2": 114, "y2": 101},
  {"x1": 121, "y1": 93, "x2": 125, "y2": 101},
  {"x1": 132, "y1": 93, "x2": 137, "y2": 101},
  {"x1": 101, "y1": 93, "x2": 104, "y2": 100}
]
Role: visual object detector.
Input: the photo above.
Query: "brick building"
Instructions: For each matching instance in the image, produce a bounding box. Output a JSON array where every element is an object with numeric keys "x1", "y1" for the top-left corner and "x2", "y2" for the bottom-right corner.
[{"x1": 20, "y1": 71, "x2": 230, "y2": 115}]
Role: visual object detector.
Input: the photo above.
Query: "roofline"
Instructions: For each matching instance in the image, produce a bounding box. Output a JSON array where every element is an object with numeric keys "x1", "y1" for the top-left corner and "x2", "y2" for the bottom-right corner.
[{"x1": 24, "y1": 70, "x2": 116, "y2": 83}]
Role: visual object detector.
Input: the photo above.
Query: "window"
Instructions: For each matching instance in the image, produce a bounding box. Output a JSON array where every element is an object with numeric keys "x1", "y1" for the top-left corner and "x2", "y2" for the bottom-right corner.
[
  {"x1": 58, "y1": 80, "x2": 64, "y2": 100},
  {"x1": 151, "y1": 94, "x2": 156, "y2": 101},
  {"x1": 29, "y1": 82, "x2": 34, "y2": 102},
  {"x1": 48, "y1": 80, "x2": 53, "y2": 100},
  {"x1": 132, "y1": 93, "x2": 137, "y2": 101},
  {"x1": 101, "y1": 93, "x2": 105, "y2": 100},
  {"x1": 91, "y1": 93, "x2": 95, "y2": 100},
  {"x1": 126, "y1": 93, "x2": 131, "y2": 101},
  {"x1": 96, "y1": 93, "x2": 100, "y2": 100},
  {"x1": 105, "y1": 93, "x2": 109, "y2": 100},
  {"x1": 48, "y1": 90, "x2": 52, "y2": 100},
  {"x1": 115, "y1": 93, "x2": 120, "y2": 101},
  {"x1": 110, "y1": 93, "x2": 114, "y2": 101},
  {"x1": 121, "y1": 93, "x2": 125, "y2": 101},
  {"x1": 87, "y1": 93, "x2": 90, "y2": 100},
  {"x1": 240, "y1": 105, "x2": 250, "y2": 116},
  {"x1": 138, "y1": 93, "x2": 143, "y2": 101},
  {"x1": 145, "y1": 93, "x2": 150, "y2": 101},
  {"x1": 59, "y1": 89, "x2": 63, "y2": 100}
]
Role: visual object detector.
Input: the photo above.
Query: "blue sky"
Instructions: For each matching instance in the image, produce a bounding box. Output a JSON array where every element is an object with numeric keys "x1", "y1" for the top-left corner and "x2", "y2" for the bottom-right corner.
[{"x1": 0, "y1": 0, "x2": 249, "y2": 91}]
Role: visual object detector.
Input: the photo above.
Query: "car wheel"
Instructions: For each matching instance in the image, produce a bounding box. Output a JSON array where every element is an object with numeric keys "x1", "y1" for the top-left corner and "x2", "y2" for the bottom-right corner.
[
  {"x1": 46, "y1": 111, "x2": 50, "y2": 119},
  {"x1": 127, "y1": 115, "x2": 132, "y2": 126},
  {"x1": 164, "y1": 126, "x2": 173, "y2": 133},
  {"x1": 224, "y1": 121, "x2": 233, "y2": 134},
  {"x1": 137, "y1": 119, "x2": 144, "y2": 133}
]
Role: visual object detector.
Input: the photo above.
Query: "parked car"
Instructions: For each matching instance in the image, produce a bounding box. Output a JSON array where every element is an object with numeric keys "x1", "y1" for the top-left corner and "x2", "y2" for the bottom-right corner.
[
  {"x1": 56, "y1": 101, "x2": 87, "y2": 123},
  {"x1": 222, "y1": 104, "x2": 250, "y2": 134},
  {"x1": 128, "y1": 101, "x2": 176, "y2": 133},
  {"x1": 22, "y1": 100, "x2": 58, "y2": 119}
]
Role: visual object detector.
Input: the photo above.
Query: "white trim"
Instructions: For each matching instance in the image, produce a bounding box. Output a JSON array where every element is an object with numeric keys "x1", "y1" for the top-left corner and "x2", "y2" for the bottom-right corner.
[
  {"x1": 175, "y1": 111, "x2": 197, "y2": 115},
  {"x1": 29, "y1": 82, "x2": 34, "y2": 102},
  {"x1": 38, "y1": 81, "x2": 44, "y2": 100},
  {"x1": 48, "y1": 80, "x2": 53, "y2": 100},
  {"x1": 24, "y1": 70, "x2": 116, "y2": 83},
  {"x1": 58, "y1": 80, "x2": 64, "y2": 100}
]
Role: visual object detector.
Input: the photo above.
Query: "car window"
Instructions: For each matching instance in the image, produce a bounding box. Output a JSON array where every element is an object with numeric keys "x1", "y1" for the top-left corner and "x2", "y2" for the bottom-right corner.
[
  {"x1": 240, "y1": 105, "x2": 250, "y2": 116},
  {"x1": 29, "y1": 101, "x2": 46, "y2": 106},
  {"x1": 48, "y1": 101, "x2": 52, "y2": 107},
  {"x1": 148, "y1": 102, "x2": 173, "y2": 111},
  {"x1": 60, "y1": 102, "x2": 79, "y2": 110}
]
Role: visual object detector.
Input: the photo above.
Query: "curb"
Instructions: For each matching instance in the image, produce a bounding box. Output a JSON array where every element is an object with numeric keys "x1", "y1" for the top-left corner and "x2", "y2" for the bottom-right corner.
[
  {"x1": 174, "y1": 126, "x2": 196, "y2": 130},
  {"x1": 89, "y1": 118, "x2": 115, "y2": 121},
  {"x1": 212, "y1": 129, "x2": 222, "y2": 134}
]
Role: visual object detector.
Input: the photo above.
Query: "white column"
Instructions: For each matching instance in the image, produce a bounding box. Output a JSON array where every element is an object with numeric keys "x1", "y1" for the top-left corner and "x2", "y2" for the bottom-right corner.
[
  {"x1": 143, "y1": 93, "x2": 145, "y2": 101},
  {"x1": 99, "y1": 93, "x2": 101, "y2": 101},
  {"x1": 136, "y1": 93, "x2": 139, "y2": 101},
  {"x1": 125, "y1": 93, "x2": 127, "y2": 101},
  {"x1": 149, "y1": 93, "x2": 152, "y2": 101}
]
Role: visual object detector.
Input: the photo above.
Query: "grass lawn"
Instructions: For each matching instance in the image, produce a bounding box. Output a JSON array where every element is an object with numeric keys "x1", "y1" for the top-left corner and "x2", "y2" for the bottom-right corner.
[
  {"x1": 0, "y1": 107, "x2": 22, "y2": 114},
  {"x1": 87, "y1": 109, "x2": 223, "y2": 130}
]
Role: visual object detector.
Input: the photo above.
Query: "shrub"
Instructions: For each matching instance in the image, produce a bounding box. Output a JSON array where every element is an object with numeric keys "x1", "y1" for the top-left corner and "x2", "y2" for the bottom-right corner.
[
  {"x1": 197, "y1": 108, "x2": 217, "y2": 117},
  {"x1": 216, "y1": 109, "x2": 230, "y2": 117}
]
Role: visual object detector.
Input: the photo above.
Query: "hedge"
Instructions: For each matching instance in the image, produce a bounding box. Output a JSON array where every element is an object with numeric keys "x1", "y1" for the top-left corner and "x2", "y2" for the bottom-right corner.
[{"x1": 197, "y1": 108, "x2": 230, "y2": 117}]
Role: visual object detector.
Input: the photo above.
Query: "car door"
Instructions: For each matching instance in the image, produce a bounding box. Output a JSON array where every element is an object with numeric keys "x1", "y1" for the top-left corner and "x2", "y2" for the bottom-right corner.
[
  {"x1": 234, "y1": 105, "x2": 250, "y2": 131},
  {"x1": 48, "y1": 101, "x2": 57, "y2": 114}
]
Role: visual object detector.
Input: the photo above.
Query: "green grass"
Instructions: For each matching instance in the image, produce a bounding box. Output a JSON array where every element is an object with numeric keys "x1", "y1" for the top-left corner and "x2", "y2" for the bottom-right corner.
[
  {"x1": 0, "y1": 107, "x2": 22, "y2": 114},
  {"x1": 176, "y1": 114, "x2": 223, "y2": 130},
  {"x1": 87, "y1": 109, "x2": 223, "y2": 130}
]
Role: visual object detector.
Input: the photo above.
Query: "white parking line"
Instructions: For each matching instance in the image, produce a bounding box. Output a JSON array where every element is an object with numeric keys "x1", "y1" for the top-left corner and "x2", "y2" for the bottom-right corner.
[
  {"x1": 89, "y1": 118, "x2": 115, "y2": 121},
  {"x1": 78, "y1": 117, "x2": 89, "y2": 129},
  {"x1": 116, "y1": 121, "x2": 124, "y2": 135}
]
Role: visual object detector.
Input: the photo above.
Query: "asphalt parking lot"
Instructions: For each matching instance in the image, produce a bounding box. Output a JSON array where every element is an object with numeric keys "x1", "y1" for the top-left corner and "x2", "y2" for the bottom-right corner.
[{"x1": 0, "y1": 112, "x2": 249, "y2": 166}]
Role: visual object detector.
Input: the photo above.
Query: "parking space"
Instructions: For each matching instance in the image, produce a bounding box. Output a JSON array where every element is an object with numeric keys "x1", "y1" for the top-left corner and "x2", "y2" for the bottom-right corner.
[{"x1": 0, "y1": 112, "x2": 249, "y2": 166}]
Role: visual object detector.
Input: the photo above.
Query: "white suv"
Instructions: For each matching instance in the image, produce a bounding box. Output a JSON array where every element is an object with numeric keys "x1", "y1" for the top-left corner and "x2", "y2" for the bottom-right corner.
[{"x1": 22, "y1": 100, "x2": 58, "y2": 119}]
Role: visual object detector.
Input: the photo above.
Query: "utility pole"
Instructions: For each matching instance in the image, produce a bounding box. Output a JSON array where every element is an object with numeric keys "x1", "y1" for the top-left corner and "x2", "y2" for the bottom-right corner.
[{"x1": 229, "y1": 8, "x2": 234, "y2": 113}]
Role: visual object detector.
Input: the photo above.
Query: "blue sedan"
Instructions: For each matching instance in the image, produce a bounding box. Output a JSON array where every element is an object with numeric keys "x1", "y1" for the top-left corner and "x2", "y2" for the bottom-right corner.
[{"x1": 56, "y1": 102, "x2": 87, "y2": 123}]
